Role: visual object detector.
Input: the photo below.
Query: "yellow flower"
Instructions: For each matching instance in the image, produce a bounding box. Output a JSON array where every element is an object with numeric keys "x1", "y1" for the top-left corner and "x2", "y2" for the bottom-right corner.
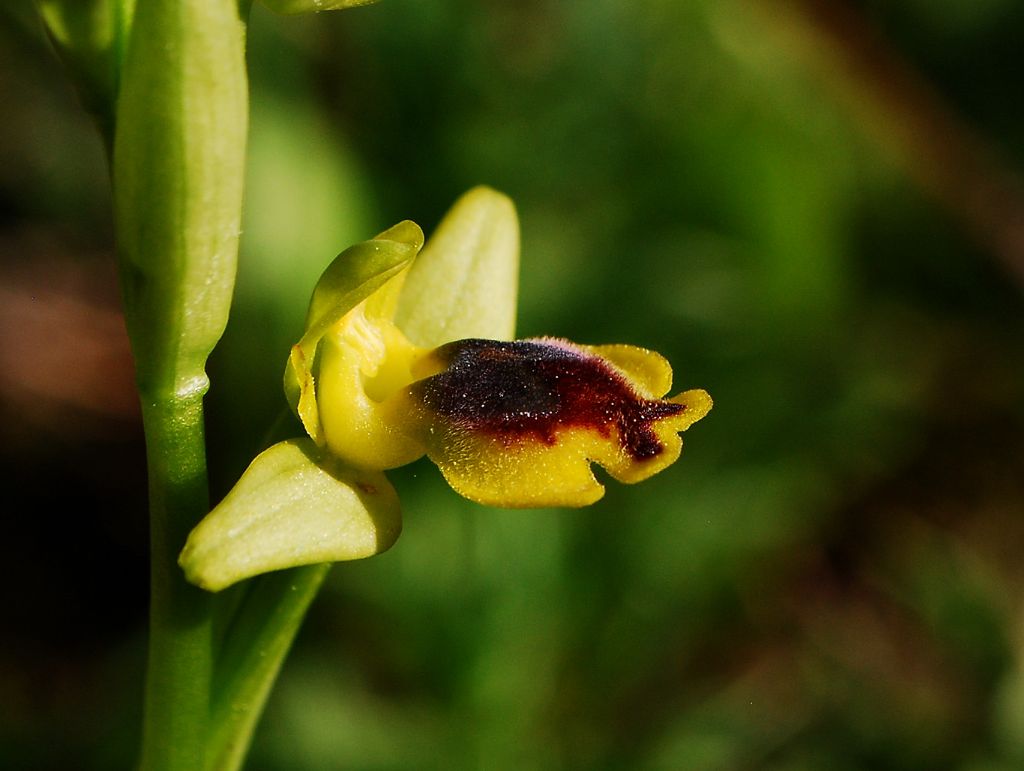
[{"x1": 180, "y1": 187, "x2": 710, "y2": 591}]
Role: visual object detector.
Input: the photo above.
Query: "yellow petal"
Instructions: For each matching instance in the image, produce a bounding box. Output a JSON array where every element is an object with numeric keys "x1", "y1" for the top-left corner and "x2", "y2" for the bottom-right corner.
[
  {"x1": 299, "y1": 220, "x2": 422, "y2": 352},
  {"x1": 285, "y1": 344, "x2": 322, "y2": 445},
  {"x1": 315, "y1": 277, "x2": 432, "y2": 470},
  {"x1": 283, "y1": 221, "x2": 422, "y2": 445}
]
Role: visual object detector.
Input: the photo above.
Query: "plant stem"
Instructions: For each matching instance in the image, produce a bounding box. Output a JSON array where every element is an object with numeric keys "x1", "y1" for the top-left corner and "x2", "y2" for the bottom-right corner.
[
  {"x1": 139, "y1": 392, "x2": 215, "y2": 771},
  {"x1": 113, "y1": 1, "x2": 248, "y2": 764}
]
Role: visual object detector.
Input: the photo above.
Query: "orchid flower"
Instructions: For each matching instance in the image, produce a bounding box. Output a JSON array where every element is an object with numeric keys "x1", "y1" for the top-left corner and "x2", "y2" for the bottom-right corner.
[{"x1": 180, "y1": 188, "x2": 711, "y2": 591}]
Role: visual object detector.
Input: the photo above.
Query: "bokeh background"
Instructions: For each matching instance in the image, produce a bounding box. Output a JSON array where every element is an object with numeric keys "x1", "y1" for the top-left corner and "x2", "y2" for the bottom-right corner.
[{"x1": 3, "y1": 1, "x2": 1024, "y2": 768}]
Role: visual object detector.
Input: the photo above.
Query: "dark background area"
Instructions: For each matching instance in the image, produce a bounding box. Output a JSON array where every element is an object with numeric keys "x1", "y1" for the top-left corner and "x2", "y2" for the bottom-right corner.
[{"x1": 2, "y1": 1, "x2": 1024, "y2": 768}]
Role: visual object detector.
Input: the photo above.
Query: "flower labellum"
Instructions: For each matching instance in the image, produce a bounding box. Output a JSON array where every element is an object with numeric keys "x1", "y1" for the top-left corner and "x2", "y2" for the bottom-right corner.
[
  {"x1": 180, "y1": 187, "x2": 711, "y2": 590},
  {"x1": 410, "y1": 338, "x2": 711, "y2": 507}
]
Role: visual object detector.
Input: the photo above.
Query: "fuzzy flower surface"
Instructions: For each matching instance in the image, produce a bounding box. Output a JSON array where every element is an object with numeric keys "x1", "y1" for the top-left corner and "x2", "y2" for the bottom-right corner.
[{"x1": 180, "y1": 188, "x2": 711, "y2": 590}]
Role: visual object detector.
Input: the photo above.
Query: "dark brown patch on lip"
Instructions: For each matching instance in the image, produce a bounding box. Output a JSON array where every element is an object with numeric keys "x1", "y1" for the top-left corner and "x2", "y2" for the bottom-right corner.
[{"x1": 412, "y1": 339, "x2": 685, "y2": 461}]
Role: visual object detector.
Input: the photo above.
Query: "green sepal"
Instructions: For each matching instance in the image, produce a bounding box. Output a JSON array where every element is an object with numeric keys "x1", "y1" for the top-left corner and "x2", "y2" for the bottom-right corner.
[
  {"x1": 395, "y1": 185, "x2": 519, "y2": 347},
  {"x1": 258, "y1": 0, "x2": 378, "y2": 15},
  {"x1": 179, "y1": 438, "x2": 401, "y2": 592},
  {"x1": 283, "y1": 220, "x2": 423, "y2": 444}
]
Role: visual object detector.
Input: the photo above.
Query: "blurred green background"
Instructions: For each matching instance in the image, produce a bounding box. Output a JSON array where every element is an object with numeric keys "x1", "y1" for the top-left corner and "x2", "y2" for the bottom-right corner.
[{"x1": 3, "y1": 1, "x2": 1024, "y2": 769}]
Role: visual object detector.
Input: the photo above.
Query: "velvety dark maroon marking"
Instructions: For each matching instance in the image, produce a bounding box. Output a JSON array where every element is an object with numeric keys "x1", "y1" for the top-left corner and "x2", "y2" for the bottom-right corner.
[{"x1": 412, "y1": 339, "x2": 686, "y2": 461}]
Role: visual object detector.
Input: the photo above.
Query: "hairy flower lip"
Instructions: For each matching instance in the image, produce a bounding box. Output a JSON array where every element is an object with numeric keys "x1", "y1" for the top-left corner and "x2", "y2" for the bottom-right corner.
[
  {"x1": 412, "y1": 337, "x2": 692, "y2": 462},
  {"x1": 405, "y1": 337, "x2": 712, "y2": 508}
]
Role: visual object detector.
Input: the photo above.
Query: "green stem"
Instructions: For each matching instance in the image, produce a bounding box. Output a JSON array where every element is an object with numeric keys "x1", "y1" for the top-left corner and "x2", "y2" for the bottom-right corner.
[
  {"x1": 112, "y1": 0, "x2": 248, "y2": 762},
  {"x1": 139, "y1": 392, "x2": 215, "y2": 771},
  {"x1": 42, "y1": 0, "x2": 360, "y2": 767}
]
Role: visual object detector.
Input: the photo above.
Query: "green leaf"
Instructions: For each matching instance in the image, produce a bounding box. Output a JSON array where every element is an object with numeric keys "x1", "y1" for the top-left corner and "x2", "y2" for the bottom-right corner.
[
  {"x1": 258, "y1": 0, "x2": 378, "y2": 15},
  {"x1": 179, "y1": 438, "x2": 401, "y2": 592},
  {"x1": 208, "y1": 564, "x2": 330, "y2": 771},
  {"x1": 112, "y1": 0, "x2": 247, "y2": 399},
  {"x1": 283, "y1": 220, "x2": 423, "y2": 443},
  {"x1": 395, "y1": 185, "x2": 520, "y2": 347}
]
